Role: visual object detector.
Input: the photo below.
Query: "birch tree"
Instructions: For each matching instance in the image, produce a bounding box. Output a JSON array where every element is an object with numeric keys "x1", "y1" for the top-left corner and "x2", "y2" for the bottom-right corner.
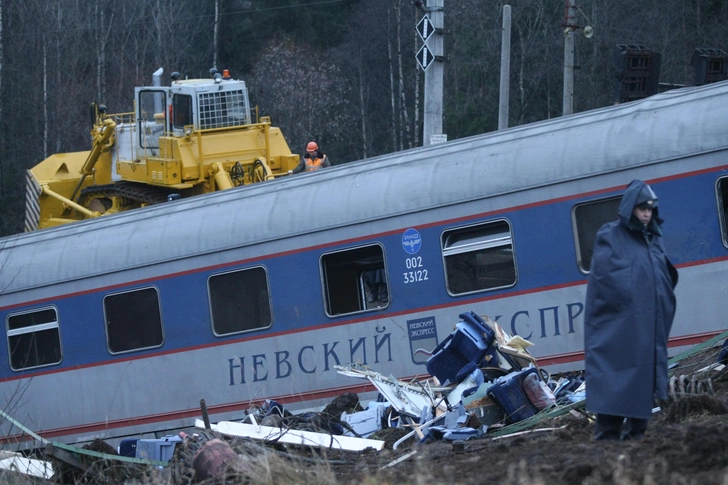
[
  {"x1": 213, "y1": 0, "x2": 221, "y2": 69},
  {"x1": 394, "y1": 2, "x2": 413, "y2": 150},
  {"x1": 386, "y1": 6, "x2": 397, "y2": 150},
  {"x1": 0, "y1": 0, "x2": 4, "y2": 199},
  {"x1": 94, "y1": 0, "x2": 114, "y2": 103}
]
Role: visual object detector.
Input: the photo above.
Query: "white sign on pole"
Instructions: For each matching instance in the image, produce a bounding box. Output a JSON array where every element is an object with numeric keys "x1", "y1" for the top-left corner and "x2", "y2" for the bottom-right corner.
[
  {"x1": 416, "y1": 44, "x2": 434, "y2": 71},
  {"x1": 416, "y1": 15, "x2": 435, "y2": 42},
  {"x1": 430, "y1": 134, "x2": 448, "y2": 145}
]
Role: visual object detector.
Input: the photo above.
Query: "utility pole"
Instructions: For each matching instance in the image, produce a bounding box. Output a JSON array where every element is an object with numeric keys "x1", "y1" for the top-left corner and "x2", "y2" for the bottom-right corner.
[
  {"x1": 498, "y1": 5, "x2": 511, "y2": 130},
  {"x1": 421, "y1": 0, "x2": 444, "y2": 146},
  {"x1": 563, "y1": 0, "x2": 575, "y2": 116}
]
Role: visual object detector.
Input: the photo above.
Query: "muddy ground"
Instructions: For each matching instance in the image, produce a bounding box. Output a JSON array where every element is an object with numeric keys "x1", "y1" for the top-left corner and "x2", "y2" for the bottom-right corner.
[
  {"x1": 194, "y1": 368, "x2": 728, "y2": 484},
  {"x1": 327, "y1": 393, "x2": 728, "y2": 485},
  {"x1": 46, "y1": 397, "x2": 728, "y2": 485},
  {"x1": 324, "y1": 352, "x2": 728, "y2": 485},
  {"x1": 41, "y1": 344, "x2": 728, "y2": 485},
  {"x1": 324, "y1": 349, "x2": 728, "y2": 485}
]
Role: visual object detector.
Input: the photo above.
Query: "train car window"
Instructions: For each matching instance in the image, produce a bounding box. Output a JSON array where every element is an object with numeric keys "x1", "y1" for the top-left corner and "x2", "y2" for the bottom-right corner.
[
  {"x1": 321, "y1": 245, "x2": 389, "y2": 316},
  {"x1": 104, "y1": 287, "x2": 164, "y2": 353},
  {"x1": 572, "y1": 196, "x2": 621, "y2": 273},
  {"x1": 718, "y1": 177, "x2": 728, "y2": 248},
  {"x1": 442, "y1": 220, "x2": 516, "y2": 295},
  {"x1": 208, "y1": 267, "x2": 272, "y2": 336},
  {"x1": 6, "y1": 307, "x2": 62, "y2": 370}
]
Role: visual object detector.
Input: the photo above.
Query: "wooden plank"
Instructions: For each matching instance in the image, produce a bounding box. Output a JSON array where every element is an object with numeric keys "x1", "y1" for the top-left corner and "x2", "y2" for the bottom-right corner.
[{"x1": 44, "y1": 443, "x2": 88, "y2": 471}]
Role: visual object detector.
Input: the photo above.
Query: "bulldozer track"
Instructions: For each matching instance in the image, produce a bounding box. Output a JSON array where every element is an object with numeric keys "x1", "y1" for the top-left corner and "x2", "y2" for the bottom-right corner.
[{"x1": 78, "y1": 182, "x2": 174, "y2": 207}]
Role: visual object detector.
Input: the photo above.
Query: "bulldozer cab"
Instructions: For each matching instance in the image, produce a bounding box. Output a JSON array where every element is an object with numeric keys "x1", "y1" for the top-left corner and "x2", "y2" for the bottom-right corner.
[
  {"x1": 136, "y1": 76, "x2": 253, "y2": 141},
  {"x1": 25, "y1": 69, "x2": 300, "y2": 231}
]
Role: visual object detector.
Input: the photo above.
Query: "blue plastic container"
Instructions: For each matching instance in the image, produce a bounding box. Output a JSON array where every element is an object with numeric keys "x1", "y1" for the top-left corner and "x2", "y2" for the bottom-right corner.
[
  {"x1": 135, "y1": 435, "x2": 182, "y2": 462},
  {"x1": 119, "y1": 438, "x2": 138, "y2": 458},
  {"x1": 487, "y1": 368, "x2": 539, "y2": 424}
]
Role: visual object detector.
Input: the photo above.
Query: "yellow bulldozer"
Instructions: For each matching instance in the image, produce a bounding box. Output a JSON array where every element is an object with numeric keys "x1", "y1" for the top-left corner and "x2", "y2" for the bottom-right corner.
[{"x1": 25, "y1": 68, "x2": 300, "y2": 231}]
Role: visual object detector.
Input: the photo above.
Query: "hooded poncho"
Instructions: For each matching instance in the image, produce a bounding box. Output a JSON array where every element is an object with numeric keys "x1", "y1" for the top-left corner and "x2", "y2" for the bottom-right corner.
[{"x1": 584, "y1": 179, "x2": 678, "y2": 418}]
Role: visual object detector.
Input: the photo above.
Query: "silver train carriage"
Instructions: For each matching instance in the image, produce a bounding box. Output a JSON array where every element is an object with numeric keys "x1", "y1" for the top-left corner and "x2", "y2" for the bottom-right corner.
[{"x1": 1, "y1": 80, "x2": 727, "y2": 449}]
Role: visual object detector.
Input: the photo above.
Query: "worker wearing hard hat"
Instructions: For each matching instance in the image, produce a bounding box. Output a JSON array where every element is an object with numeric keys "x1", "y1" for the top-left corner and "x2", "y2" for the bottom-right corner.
[{"x1": 289, "y1": 141, "x2": 331, "y2": 174}]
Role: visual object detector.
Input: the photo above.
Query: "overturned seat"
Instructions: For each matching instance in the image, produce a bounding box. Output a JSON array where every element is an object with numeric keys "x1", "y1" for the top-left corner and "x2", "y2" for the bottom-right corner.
[{"x1": 426, "y1": 311, "x2": 497, "y2": 385}]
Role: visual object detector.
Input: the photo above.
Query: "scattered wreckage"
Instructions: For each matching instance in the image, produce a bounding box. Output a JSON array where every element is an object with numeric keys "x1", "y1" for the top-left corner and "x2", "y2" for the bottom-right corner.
[
  {"x1": 330, "y1": 311, "x2": 585, "y2": 448},
  {"x1": 201, "y1": 311, "x2": 585, "y2": 453},
  {"x1": 3, "y1": 311, "x2": 727, "y2": 483}
]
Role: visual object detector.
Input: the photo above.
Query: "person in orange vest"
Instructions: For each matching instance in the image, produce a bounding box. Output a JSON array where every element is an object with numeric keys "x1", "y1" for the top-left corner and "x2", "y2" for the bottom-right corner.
[{"x1": 289, "y1": 141, "x2": 331, "y2": 174}]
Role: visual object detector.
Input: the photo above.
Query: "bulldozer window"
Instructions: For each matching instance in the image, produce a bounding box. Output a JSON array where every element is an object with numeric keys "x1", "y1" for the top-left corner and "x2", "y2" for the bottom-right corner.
[
  {"x1": 137, "y1": 90, "x2": 167, "y2": 150},
  {"x1": 173, "y1": 94, "x2": 193, "y2": 130}
]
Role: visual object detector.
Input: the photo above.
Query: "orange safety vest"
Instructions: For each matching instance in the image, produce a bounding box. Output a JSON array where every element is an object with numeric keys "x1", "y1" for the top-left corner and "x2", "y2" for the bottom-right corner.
[{"x1": 305, "y1": 156, "x2": 326, "y2": 172}]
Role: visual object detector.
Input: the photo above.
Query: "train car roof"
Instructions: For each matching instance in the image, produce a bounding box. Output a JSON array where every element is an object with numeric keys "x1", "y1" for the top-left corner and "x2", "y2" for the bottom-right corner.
[{"x1": 2, "y1": 81, "x2": 728, "y2": 296}]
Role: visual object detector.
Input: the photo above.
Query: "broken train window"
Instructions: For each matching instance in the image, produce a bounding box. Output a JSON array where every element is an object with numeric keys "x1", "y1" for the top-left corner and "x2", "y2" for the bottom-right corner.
[
  {"x1": 442, "y1": 220, "x2": 517, "y2": 295},
  {"x1": 321, "y1": 244, "x2": 389, "y2": 316},
  {"x1": 6, "y1": 307, "x2": 62, "y2": 371},
  {"x1": 208, "y1": 266, "x2": 272, "y2": 336},
  {"x1": 104, "y1": 287, "x2": 164, "y2": 354},
  {"x1": 718, "y1": 176, "x2": 728, "y2": 249},
  {"x1": 572, "y1": 196, "x2": 621, "y2": 273}
]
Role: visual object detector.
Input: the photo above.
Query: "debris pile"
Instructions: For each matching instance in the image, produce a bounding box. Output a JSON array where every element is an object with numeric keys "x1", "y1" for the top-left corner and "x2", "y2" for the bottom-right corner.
[
  {"x1": 209, "y1": 311, "x2": 587, "y2": 452},
  {"x1": 328, "y1": 311, "x2": 584, "y2": 448}
]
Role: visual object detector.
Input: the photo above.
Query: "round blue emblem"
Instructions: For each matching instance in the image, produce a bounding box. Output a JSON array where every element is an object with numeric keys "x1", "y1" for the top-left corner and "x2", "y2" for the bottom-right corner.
[{"x1": 402, "y1": 228, "x2": 422, "y2": 254}]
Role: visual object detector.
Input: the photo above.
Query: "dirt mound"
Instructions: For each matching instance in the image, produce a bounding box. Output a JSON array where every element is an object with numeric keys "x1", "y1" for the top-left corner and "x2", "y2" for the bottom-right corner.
[
  {"x1": 663, "y1": 394, "x2": 728, "y2": 422},
  {"x1": 684, "y1": 422, "x2": 728, "y2": 470}
]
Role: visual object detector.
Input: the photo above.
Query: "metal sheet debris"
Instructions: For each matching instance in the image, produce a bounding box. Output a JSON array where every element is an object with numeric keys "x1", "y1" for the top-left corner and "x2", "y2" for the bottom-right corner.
[
  {"x1": 335, "y1": 365, "x2": 442, "y2": 418},
  {"x1": 341, "y1": 402, "x2": 388, "y2": 438},
  {"x1": 0, "y1": 452, "x2": 53, "y2": 479},
  {"x1": 195, "y1": 419, "x2": 386, "y2": 451}
]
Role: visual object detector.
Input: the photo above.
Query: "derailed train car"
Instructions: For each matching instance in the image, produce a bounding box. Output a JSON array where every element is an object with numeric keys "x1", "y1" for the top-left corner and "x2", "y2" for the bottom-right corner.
[{"x1": 1, "y1": 81, "x2": 727, "y2": 450}]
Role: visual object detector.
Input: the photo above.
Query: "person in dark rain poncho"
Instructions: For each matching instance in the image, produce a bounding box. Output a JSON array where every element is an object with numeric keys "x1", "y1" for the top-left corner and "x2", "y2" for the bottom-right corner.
[{"x1": 584, "y1": 179, "x2": 678, "y2": 441}]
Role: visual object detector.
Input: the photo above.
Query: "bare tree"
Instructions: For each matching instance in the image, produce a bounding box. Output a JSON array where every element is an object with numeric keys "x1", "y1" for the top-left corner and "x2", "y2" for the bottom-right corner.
[
  {"x1": 2, "y1": 0, "x2": 728, "y2": 236},
  {"x1": 356, "y1": 46, "x2": 369, "y2": 159},
  {"x1": 386, "y1": 6, "x2": 397, "y2": 151},
  {"x1": 94, "y1": 0, "x2": 114, "y2": 103},
  {"x1": 395, "y1": 2, "x2": 413, "y2": 150},
  {"x1": 247, "y1": 36, "x2": 355, "y2": 160},
  {"x1": 42, "y1": 31, "x2": 47, "y2": 159},
  {"x1": 0, "y1": 0, "x2": 4, "y2": 198},
  {"x1": 213, "y1": 0, "x2": 221, "y2": 69}
]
